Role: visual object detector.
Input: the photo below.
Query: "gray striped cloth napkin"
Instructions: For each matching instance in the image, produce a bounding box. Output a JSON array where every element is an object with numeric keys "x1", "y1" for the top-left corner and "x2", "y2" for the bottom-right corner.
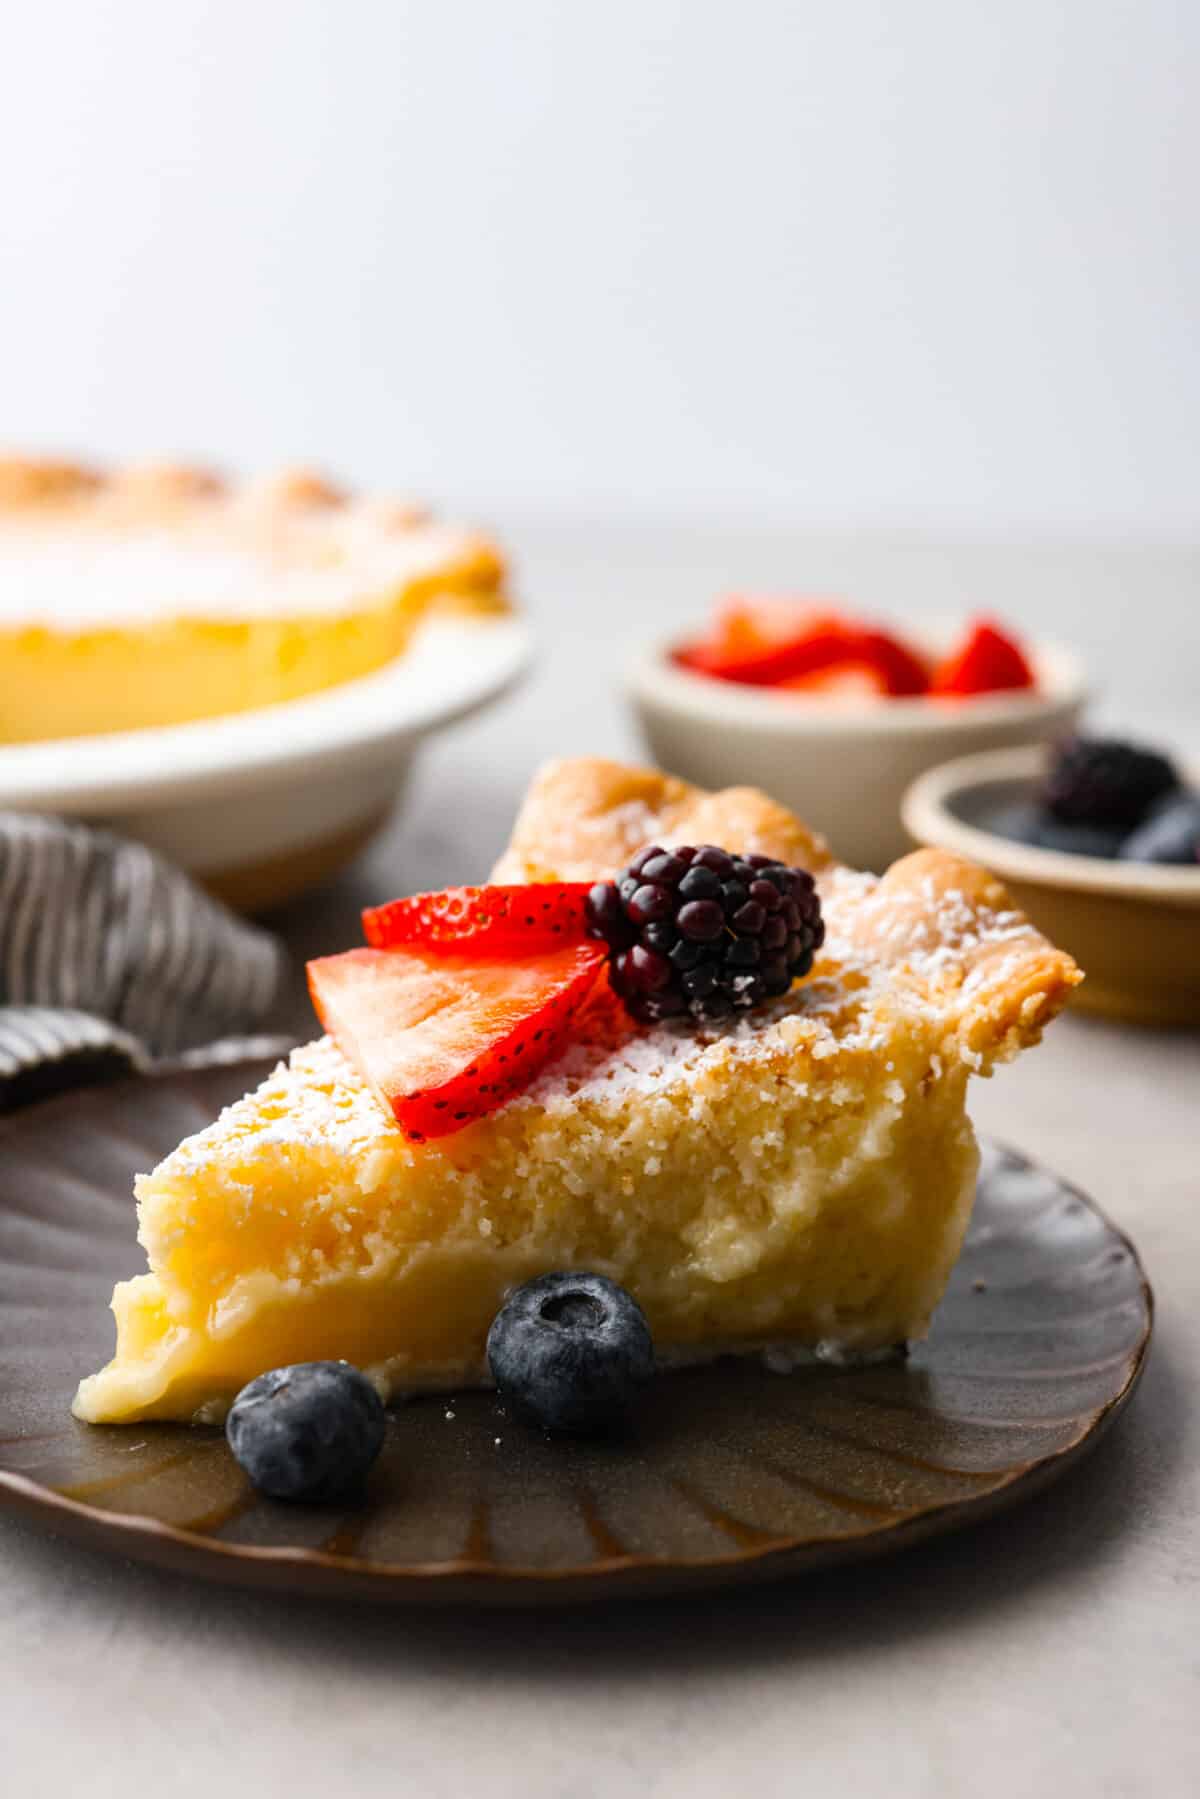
[{"x1": 0, "y1": 814, "x2": 287, "y2": 1107}]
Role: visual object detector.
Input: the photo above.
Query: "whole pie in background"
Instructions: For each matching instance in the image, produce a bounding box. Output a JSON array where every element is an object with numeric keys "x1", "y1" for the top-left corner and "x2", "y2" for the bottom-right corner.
[{"x1": 0, "y1": 458, "x2": 509, "y2": 742}]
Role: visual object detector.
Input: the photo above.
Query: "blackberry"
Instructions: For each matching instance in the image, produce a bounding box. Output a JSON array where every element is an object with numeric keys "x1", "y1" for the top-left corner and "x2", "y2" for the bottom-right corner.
[
  {"x1": 1042, "y1": 737, "x2": 1179, "y2": 830},
  {"x1": 584, "y1": 844, "x2": 825, "y2": 1023}
]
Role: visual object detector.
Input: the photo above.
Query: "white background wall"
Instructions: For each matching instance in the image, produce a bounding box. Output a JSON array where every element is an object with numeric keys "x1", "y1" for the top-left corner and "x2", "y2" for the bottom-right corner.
[{"x1": 2, "y1": 0, "x2": 1197, "y2": 536}]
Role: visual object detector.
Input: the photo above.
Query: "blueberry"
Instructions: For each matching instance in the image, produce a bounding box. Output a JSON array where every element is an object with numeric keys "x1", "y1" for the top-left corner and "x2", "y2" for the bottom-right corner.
[
  {"x1": 1035, "y1": 818, "x2": 1127, "y2": 859},
  {"x1": 486, "y1": 1272, "x2": 655, "y2": 1434},
  {"x1": 1118, "y1": 792, "x2": 1200, "y2": 865},
  {"x1": 988, "y1": 803, "x2": 1126, "y2": 859},
  {"x1": 226, "y1": 1361, "x2": 385, "y2": 1502},
  {"x1": 987, "y1": 802, "x2": 1046, "y2": 847}
]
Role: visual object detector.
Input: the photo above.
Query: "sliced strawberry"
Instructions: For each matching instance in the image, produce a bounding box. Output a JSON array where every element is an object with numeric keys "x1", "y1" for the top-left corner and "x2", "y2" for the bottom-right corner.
[
  {"x1": 308, "y1": 942, "x2": 606, "y2": 1142},
  {"x1": 677, "y1": 616, "x2": 930, "y2": 695},
  {"x1": 363, "y1": 883, "x2": 593, "y2": 956},
  {"x1": 852, "y1": 628, "x2": 931, "y2": 697},
  {"x1": 780, "y1": 664, "x2": 890, "y2": 697},
  {"x1": 704, "y1": 599, "x2": 846, "y2": 663},
  {"x1": 676, "y1": 619, "x2": 863, "y2": 685},
  {"x1": 931, "y1": 618, "x2": 1036, "y2": 697}
]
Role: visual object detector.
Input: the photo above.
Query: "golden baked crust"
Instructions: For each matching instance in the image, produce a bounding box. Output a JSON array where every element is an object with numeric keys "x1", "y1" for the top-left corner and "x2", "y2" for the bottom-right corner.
[
  {"x1": 494, "y1": 757, "x2": 1081, "y2": 1072},
  {"x1": 0, "y1": 454, "x2": 501, "y2": 581},
  {"x1": 0, "y1": 456, "x2": 102, "y2": 505},
  {"x1": 494, "y1": 756, "x2": 834, "y2": 883}
]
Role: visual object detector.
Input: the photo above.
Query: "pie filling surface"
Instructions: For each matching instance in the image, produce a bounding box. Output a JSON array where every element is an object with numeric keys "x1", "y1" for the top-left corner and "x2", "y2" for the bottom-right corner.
[
  {"x1": 74, "y1": 758, "x2": 1081, "y2": 1424},
  {"x1": 0, "y1": 459, "x2": 508, "y2": 741}
]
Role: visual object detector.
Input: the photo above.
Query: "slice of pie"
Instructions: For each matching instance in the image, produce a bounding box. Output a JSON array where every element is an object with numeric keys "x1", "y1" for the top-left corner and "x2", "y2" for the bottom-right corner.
[
  {"x1": 0, "y1": 458, "x2": 507, "y2": 742},
  {"x1": 74, "y1": 758, "x2": 1080, "y2": 1425}
]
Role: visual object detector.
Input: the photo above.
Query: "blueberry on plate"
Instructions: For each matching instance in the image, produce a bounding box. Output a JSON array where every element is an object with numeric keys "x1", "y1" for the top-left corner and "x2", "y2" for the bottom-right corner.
[
  {"x1": 226, "y1": 1361, "x2": 386, "y2": 1501},
  {"x1": 487, "y1": 1272, "x2": 655, "y2": 1434},
  {"x1": 1118, "y1": 792, "x2": 1200, "y2": 865}
]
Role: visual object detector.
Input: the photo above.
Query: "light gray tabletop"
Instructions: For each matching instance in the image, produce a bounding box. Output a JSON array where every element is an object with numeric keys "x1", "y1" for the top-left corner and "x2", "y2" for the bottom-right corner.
[{"x1": 3, "y1": 527, "x2": 1198, "y2": 1799}]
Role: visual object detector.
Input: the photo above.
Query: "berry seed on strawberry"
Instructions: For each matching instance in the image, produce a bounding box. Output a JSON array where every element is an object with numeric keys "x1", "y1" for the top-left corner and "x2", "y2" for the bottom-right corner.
[{"x1": 585, "y1": 845, "x2": 824, "y2": 1024}]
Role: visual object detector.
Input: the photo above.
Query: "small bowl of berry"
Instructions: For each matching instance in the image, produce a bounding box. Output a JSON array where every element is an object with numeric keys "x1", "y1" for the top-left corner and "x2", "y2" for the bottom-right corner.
[
  {"x1": 629, "y1": 600, "x2": 1087, "y2": 870},
  {"x1": 903, "y1": 736, "x2": 1200, "y2": 1026}
]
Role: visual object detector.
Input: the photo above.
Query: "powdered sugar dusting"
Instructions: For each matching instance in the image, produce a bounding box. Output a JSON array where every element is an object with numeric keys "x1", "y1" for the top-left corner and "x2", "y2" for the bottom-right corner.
[{"x1": 0, "y1": 514, "x2": 483, "y2": 627}]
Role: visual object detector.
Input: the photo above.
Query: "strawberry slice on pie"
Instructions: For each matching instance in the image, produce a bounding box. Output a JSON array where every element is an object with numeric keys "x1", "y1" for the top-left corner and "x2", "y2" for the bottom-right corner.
[
  {"x1": 363, "y1": 882, "x2": 592, "y2": 955},
  {"x1": 308, "y1": 940, "x2": 605, "y2": 1142}
]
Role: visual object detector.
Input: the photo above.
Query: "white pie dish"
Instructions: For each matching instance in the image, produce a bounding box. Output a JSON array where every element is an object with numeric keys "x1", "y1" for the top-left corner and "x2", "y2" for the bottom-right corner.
[
  {"x1": 628, "y1": 629, "x2": 1088, "y2": 870},
  {"x1": 0, "y1": 615, "x2": 531, "y2": 912}
]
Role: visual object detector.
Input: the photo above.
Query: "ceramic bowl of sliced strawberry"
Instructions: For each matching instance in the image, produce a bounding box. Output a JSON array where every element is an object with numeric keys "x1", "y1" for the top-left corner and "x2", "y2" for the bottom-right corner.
[{"x1": 629, "y1": 602, "x2": 1087, "y2": 870}]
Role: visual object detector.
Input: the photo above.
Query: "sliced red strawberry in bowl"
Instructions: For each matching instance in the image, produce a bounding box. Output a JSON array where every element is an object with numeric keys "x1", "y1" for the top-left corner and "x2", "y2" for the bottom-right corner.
[
  {"x1": 676, "y1": 618, "x2": 861, "y2": 686},
  {"x1": 308, "y1": 941, "x2": 606, "y2": 1142},
  {"x1": 363, "y1": 883, "x2": 593, "y2": 956},
  {"x1": 931, "y1": 618, "x2": 1036, "y2": 697},
  {"x1": 674, "y1": 610, "x2": 931, "y2": 696}
]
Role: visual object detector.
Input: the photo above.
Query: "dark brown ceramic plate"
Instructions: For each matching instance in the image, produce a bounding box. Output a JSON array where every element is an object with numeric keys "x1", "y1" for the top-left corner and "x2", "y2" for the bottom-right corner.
[{"x1": 0, "y1": 1058, "x2": 1151, "y2": 1605}]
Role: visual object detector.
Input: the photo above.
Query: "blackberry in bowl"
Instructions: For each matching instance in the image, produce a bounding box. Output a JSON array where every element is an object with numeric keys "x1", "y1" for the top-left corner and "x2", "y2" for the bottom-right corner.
[
  {"x1": 586, "y1": 844, "x2": 825, "y2": 1024},
  {"x1": 1042, "y1": 737, "x2": 1180, "y2": 831}
]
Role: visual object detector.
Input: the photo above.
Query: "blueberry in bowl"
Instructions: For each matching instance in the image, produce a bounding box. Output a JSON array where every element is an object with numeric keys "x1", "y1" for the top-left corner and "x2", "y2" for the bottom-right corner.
[
  {"x1": 1119, "y1": 793, "x2": 1200, "y2": 867},
  {"x1": 987, "y1": 803, "x2": 1128, "y2": 861},
  {"x1": 487, "y1": 1272, "x2": 656, "y2": 1435},
  {"x1": 1042, "y1": 737, "x2": 1180, "y2": 831}
]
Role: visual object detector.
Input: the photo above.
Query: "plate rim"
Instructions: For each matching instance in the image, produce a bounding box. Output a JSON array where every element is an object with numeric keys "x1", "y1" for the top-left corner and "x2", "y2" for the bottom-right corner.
[
  {"x1": 0, "y1": 1060, "x2": 1155, "y2": 1606},
  {"x1": 0, "y1": 1338, "x2": 1150, "y2": 1606}
]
